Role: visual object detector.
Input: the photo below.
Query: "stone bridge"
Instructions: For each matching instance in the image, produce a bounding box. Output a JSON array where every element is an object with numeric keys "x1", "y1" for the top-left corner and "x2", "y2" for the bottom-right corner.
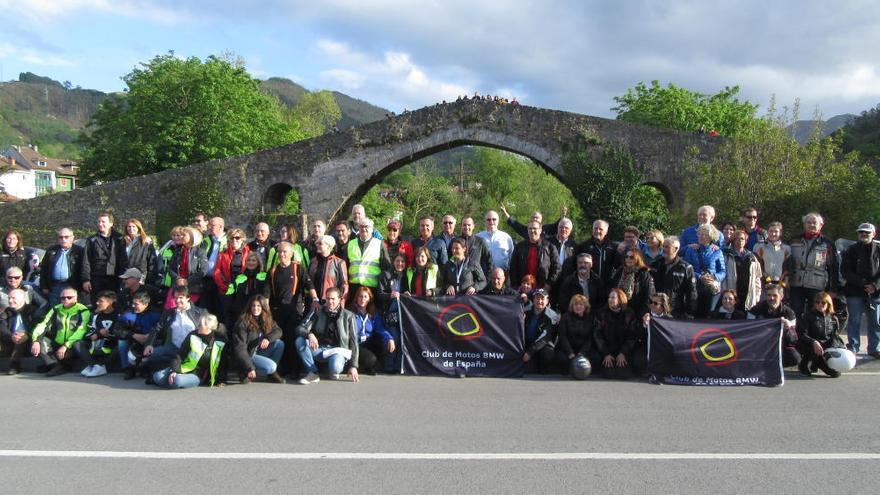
[{"x1": 0, "y1": 99, "x2": 719, "y2": 243}]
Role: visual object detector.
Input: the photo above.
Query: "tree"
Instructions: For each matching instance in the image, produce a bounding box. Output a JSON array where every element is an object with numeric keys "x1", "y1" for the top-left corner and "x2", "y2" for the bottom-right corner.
[
  {"x1": 612, "y1": 81, "x2": 762, "y2": 137},
  {"x1": 684, "y1": 106, "x2": 880, "y2": 240},
  {"x1": 837, "y1": 104, "x2": 880, "y2": 167},
  {"x1": 78, "y1": 53, "x2": 300, "y2": 184},
  {"x1": 287, "y1": 91, "x2": 342, "y2": 140},
  {"x1": 562, "y1": 144, "x2": 669, "y2": 238}
]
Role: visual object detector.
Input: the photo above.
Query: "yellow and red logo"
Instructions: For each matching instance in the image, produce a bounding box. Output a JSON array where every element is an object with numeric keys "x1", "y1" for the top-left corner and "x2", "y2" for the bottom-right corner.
[
  {"x1": 690, "y1": 328, "x2": 739, "y2": 367},
  {"x1": 436, "y1": 303, "x2": 484, "y2": 341}
]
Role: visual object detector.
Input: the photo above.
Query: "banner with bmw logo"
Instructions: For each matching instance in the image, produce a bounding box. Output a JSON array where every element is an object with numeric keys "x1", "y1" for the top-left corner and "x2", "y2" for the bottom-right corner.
[
  {"x1": 400, "y1": 295, "x2": 525, "y2": 377},
  {"x1": 648, "y1": 319, "x2": 784, "y2": 386}
]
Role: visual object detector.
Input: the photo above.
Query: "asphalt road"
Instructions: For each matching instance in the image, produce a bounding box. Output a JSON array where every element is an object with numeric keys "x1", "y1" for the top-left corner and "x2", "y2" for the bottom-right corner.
[{"x1": 2, "y1": 358, "x2": 879, "y2": 494}]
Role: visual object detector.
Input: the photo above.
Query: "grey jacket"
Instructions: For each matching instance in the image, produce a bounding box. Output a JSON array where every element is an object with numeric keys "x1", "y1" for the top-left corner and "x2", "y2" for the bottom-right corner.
[{"x1": 295, "y1": 307, "x2": 359, "y2": 368}]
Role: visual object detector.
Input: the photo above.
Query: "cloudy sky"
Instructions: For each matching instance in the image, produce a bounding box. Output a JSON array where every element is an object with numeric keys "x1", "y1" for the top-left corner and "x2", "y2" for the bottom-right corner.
[{"x1": 1, "y1": 0, "x2": 878, "y2": 119}]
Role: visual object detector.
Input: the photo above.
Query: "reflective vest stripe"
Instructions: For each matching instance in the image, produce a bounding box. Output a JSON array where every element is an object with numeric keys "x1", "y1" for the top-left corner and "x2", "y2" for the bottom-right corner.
[
  {"x1": 225, "y1": 271, "x2": 267, "y2": 295},
  {"x1": 348, "y1": 239, "x2": 382, "y2": 287},
  {"x1": 179, "y1": 335, "x2": 225, "y2": 386}
]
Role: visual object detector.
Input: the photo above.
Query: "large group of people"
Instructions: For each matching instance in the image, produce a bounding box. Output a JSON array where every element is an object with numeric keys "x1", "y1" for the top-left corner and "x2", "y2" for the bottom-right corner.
[{"x1": 0, "y1": 202, "x2": 875, "y2": 387}]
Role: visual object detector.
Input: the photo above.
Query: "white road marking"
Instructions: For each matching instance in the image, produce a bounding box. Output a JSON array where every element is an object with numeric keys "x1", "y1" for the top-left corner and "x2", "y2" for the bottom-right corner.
[{"x1": 0, "y1": 450, "x2": 879, "y2": 460}]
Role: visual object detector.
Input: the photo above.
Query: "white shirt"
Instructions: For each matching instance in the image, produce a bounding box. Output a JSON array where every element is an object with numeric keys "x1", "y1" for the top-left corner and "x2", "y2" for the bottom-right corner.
[
  {"x1": 477, "y1": 230, "x2": 514, "y2": 271},
  {"x1": 170, "y1": 310, "x2": 196, "y2": 348}
]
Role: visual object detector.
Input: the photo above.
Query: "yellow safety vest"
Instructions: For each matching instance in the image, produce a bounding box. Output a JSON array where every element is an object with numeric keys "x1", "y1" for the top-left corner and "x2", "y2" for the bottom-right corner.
[
  {"x1": 406, "y1": 265, "x2": 438, "y2": 294},
  {"x1": 348, "y1": 238, "x2": 382, "y2": 287},
  {"x1": 179, "y1": 334, "x2": 225, "y2": 387}
]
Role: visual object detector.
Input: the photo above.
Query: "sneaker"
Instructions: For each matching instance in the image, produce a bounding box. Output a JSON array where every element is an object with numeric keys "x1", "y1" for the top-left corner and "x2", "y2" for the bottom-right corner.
[
  {"x1": 266, "y1": 372, "x2": 286, "y2": 384},
  {"x1": 46, "y1": 364, "x2": 67, "y2": 377},
  {"x1": 822, "y1": 366, "x2": 841, "y2": 378},
  {"x1": 36, "y1": 364, "x2": 50, "y2": 374},
  {"x1": 123, "y1": 367, "x2": 137, "y2": 380},
  {"x1": 298, "y1": 372, "x2": 320, "y2": 385},
  {"x1": 239, "y1": 375, "x2": 251, "y2": 385},
  {"x1": 330, "y1": 373, "x2": 343, "y2": 381},
  {"x1": 7, "y1": 363, "x2": 21, "y2": 375},
  {"x1": 80, "y1": 365, "x2": 94, "y2": 377},
  {"x1": 88, "y1": 365, "x2": 107, "y2": 378}
]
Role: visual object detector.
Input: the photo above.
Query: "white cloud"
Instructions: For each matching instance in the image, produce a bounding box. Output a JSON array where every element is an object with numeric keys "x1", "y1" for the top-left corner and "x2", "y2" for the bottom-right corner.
[
  {"x1": 320, "y1": 69, "x2": 365, "y2": 90},
  {"x1": 316, "y1": 39, "x2": 473, "y2": 110},
  {"x1": 0, "y1": 42, "x2": 77, "y2": 67}
]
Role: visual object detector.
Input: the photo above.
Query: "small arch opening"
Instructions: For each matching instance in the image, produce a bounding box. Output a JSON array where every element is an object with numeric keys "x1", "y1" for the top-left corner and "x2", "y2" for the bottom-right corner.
[{"x1": 262, "y1": 183, "x2": 300, "y2": 215}]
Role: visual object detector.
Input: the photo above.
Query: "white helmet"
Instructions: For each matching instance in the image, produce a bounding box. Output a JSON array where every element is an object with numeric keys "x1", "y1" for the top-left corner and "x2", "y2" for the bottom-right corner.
[{"x1": 823, "y1": 348, "x2": 856, "y2": 373}]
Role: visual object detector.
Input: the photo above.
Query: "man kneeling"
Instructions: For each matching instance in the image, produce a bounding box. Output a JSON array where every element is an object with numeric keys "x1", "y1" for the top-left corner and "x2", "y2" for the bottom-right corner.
[{"x1": 294, "y1": 287, "x2": 359, "y2": 384}]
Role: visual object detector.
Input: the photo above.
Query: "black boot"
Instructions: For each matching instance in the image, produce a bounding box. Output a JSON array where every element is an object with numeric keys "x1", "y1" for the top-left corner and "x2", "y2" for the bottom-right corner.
[
  {"x1": 817, "y1": 358, "x2": 841, "y2": 378},
  {"x1": 798, "y1": 359, "x2": 812, "y2": 377}
]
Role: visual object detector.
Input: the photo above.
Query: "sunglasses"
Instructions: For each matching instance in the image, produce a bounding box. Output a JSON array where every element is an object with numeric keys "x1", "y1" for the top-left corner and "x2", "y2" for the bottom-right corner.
[
  {"x1": 231, "y1": 236, "x2": 242, "y2": 240},
  {"x1": 60, "y1": 295, "x2": 76, "y2": 300},
  {"x1": 442, "y1": 221, "x2": 454, "y2": 225},
  {"x1": 6, "y1": 275, "x2": 21, "y2": 280},
  {"x1": 744, "y1": 215, "x2": 757, "y2": 219}
]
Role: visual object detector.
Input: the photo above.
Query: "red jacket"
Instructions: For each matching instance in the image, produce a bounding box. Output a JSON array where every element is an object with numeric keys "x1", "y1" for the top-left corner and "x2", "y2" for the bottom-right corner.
[{"x1": 213, "y1": 245, "x2": 252, "y2": 295}]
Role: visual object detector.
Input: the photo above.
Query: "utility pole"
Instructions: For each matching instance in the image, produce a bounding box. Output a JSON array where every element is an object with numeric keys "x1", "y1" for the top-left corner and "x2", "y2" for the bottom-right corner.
[{"x1": 454, "y1": 158, "x2": 473, "y2": 192}]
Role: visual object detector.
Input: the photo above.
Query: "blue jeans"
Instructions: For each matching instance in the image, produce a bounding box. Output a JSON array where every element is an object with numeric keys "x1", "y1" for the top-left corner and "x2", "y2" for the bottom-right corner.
[
  {"x1": 253, "y1": 340, "x2": 285, "y2": 376},
  {"x1": 846, "y1": 294, "x2": 880, "y2": 353},
  {"x1": 153, "y1": 368, "x2": 201, "y2": 388},
  {"x1": 295, "y1": 336, "x2": 347, "y2": 374}
]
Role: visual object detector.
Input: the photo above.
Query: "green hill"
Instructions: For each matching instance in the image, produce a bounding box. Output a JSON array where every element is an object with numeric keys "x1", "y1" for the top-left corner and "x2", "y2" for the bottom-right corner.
[{"x1": 0, "y1": 73, "x2": 389, "y2": 159}]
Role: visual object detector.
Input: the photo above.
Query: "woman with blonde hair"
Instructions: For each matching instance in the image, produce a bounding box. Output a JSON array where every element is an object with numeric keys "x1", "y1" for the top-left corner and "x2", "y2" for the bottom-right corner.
[
  {"x1": 556, "y1": 294, "x2": 599, "y2": 377},
  {"x1": 157, "y1": 226, "x2": 207, "y2": 308},
  {"x1": 122, "y1": 219, "x2": 157, "y2": 283},
  {"x1": 797, "y1": 291, "x2": 845, "y2": 377}
]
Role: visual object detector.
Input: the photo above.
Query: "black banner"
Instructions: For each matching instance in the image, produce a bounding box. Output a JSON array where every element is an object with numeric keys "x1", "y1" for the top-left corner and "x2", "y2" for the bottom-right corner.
[
  {"x1": 648, "y1": 318, "x2": 784, "y2": 386},
  {"x1": 400, "y1": 295, "x2": 525, "y2": 377}
]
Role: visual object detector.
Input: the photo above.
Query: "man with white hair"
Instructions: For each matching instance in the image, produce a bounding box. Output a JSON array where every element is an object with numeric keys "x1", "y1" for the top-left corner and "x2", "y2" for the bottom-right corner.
[
  {"x1": 248, "y1": 222, "x2": 276, "y2": 268},
  {"x1": 477, "y1": 210, "x2": 514, "y2": 272},
  {"x1": 842, "y1": 222, "x2": 880, "y2": 356},
  {"x1": 573, "y1": 219, "x2": 617, "y2": 287},
  {"x1": 0, "y1": 288, "x2": 40, "y2": 374},
  {"x1": 785, "y1": 212, "x2": 838, "y2": 316},
  {"x1": 651, "y1": 236, "x2": 698, "y2": 318},
  {"x1": 349, "y1": 204, "x2": 383, "y2": 240},
  {"x1": 40, "y1": 227, "x2": 86, "y2": 307},
  {"x1": 347, "y1": 218, "x2": 391, "y2": 297},
  {"x1": 309, "y1": 234, "x2": 349, "y2": 305},
  {"x1": 680, "y1": 205, "x2": 725, "y2": 250}
]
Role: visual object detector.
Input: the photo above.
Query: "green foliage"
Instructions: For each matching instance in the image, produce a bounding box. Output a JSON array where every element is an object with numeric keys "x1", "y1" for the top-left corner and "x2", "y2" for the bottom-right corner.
[
  {"x1": 279, "y1": 189, "x2": 301, "y2": 215},
  {"x1": 155, "y1": 168, "x2": 225, "y2": 240},
  {"x1": 613, "y1": 81, "x2": 762, "y2": 137},
  {"x1": 838, "y1": 104, "x2": 880, "y2": 167},
  {"x1": 78, "y1": 53, "x2": 300, "y2": 185},
  {"x1": 684, "y1": 106, "x2": 880, "y2": 240},
  {"x1": 562, "y1": 144, "x2": 669, "y2": 238},
  {"x1": 286, "y1": 91, "x2": 342, "y2": 140},
  {"x1": 359, "y1": 147, "x2": 587, "y2": 241}
]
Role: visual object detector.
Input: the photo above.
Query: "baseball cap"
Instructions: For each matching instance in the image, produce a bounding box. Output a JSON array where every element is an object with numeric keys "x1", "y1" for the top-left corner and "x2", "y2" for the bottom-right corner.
[
  {"x1": 857, "y1": 223, "x2": 876, "y2": 234},
  {"x1": 119, "y1": 268, "x2": 144, "y2": 280},
  {"x1": 533, "y1": 288, "x2": 549, "y2": 298}
]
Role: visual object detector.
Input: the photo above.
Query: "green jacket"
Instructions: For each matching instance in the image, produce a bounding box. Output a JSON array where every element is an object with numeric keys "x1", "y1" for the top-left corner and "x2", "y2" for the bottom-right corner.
[{"x1": 32, "y1": 302, "x2": 91, "y2": 348}]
